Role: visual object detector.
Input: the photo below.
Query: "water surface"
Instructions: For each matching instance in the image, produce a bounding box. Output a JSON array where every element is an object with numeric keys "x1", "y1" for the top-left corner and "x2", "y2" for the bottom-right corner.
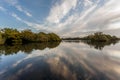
[{"x1": 0, "y1": 41, "x2": 120, "y2": 80}]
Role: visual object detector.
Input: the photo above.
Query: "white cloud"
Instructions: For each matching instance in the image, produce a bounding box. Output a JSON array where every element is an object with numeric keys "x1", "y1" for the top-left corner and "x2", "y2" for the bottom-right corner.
[
  {"x1": 16, "y1": 5, "x2": 32, "y2": 17},
  {"x1": 10, "y1": 13, "x2": 45, "y2": 31},
  {"x1": 24, "y1": 21, "x2": 49, "y2": 31},
  {"x1": 47, "y1": 0, "x2": 77, "y2": 23},
  {"x1": 3, "y1": 0, "x2": 120, "y2": 37},
  {"x1": 4, "y1": 0, "x2": 32, "y2": 17},
  {"x1": 84, "y1": 0, "x2": 93, "y2": 7},
  {"x1": 0, "y1": 6, "x2": 7, "y2": 12},
  {"x1": 21, "y1": 0, "x2": 120, "y2": 37},
  {"x1": 45, "y1": 0, "x2": 98, "y2": 37},
  {"x1": 11, "y1": 13, "x2": 22, "y2": 21},
  {"x1": 5, "y1": 0, "x2": 17, "y2": 5},
  {"x1": 10, "y1": 13, "x2": 49, "y2": 32},
  {"x1": 82, "y1": 0, "x2": 120, "y2": 31},
  {"x1": 53, "y1": 0, "x2": 120, "y2": 37}
]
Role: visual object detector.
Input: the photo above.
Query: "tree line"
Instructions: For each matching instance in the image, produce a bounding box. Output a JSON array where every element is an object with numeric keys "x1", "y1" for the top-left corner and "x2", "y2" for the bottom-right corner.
[{"x1": 0, "y1": 28, "x2": 61, "y2": 45}]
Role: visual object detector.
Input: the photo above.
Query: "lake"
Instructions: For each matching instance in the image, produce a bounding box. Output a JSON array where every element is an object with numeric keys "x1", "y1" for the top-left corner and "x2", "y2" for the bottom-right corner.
[{"x1": 0, "y1": 41, "x2": 120, "y2": 80}]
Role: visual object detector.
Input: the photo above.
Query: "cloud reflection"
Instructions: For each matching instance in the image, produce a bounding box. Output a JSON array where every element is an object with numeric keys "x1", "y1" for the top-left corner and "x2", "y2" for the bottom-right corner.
[{"x1": 0, "y1": 42, "x2": 120, "y2": 80}]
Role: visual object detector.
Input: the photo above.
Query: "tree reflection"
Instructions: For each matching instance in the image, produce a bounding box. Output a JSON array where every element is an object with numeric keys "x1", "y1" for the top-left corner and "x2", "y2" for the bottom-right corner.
[
  {"x1": 82, "y1": 40, "x2": 119, "y2": 50},
  {"x1": 0, "y1": 42, "x2": 60, "y2": 55},
  {"x1": 0, "y1": 41, "x2": 119, "y2": 80},
  {"x1": 63, "y1": 40, "x2": 119, "y2": 50}
]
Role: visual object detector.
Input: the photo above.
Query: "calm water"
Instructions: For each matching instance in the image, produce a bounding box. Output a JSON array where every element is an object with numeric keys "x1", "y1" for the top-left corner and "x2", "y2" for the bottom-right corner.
[{"x1": 0, "y1": 41, "x2": 120, "y2": 80}]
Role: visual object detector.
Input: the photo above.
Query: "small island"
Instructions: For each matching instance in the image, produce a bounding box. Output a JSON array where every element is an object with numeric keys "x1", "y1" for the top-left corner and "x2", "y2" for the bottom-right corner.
[
  {"x1": 0, "y1": 28, "x2": 61, "y2": 45},
  {"x1": 62, "y1": 32, "x2": 120, "y2": 50},
  {"x1": 82, "y1": 32, "x2": 119, "y2": 42},
  {"x1": 63, "y1": 32, "x2": 119, "y2": 42}
]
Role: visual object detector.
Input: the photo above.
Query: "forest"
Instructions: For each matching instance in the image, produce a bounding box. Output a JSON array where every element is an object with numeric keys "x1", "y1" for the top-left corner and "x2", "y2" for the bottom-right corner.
[{"x1": 0, "y1": 28, "x2": 61, "y2": 45}]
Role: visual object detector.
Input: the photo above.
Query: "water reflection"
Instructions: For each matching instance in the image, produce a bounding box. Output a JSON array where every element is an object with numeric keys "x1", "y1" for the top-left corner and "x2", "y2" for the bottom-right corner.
[
  {"x1": 63, "y1": 40, "x2": 119, "y2": 50},
  {"x1": 0, "y1": 42, "x2": 120, "y2": 80},
  {"x1": 81, "y1": 40, "x2": 119, "y2": 50},
  {"x1": 0, "y1": 42, "x2": 60, "y2": 55}
]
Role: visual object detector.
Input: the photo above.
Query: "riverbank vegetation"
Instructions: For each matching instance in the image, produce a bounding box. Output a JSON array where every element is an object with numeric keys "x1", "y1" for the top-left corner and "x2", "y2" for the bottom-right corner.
[{"x1": 0, "y1": 28, "x2": 61, "y2": 45}]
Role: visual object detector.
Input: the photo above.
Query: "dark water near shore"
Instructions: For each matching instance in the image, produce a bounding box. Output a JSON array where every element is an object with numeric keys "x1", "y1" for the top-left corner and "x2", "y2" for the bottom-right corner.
[{"x1": 0, "y1": 41, "x2": 120, "y2": 80}]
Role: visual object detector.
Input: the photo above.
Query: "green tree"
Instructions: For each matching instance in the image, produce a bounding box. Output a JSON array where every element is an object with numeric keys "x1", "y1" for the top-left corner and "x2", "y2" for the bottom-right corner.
[
  {"x1": 47, "y1": 33, "x2": 61, "y2": 41},
  {"x1": 21, "y1": 29, "x2": 36, "y2": 42},
  {"x1": 0, "y1": 32, "x2": 5, "y2": 45},
  {"x1": 37, "y1": 32, "x2": 48, "y2": 42},
  {"x1": 1, "y1": 28, "x2": 22, "y2": 44}
]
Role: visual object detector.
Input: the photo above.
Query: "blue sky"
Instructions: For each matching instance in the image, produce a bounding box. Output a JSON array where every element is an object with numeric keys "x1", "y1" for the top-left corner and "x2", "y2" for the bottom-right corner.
[{"x1": 0, "y1": 0, "x2": 120, "y2": 37}]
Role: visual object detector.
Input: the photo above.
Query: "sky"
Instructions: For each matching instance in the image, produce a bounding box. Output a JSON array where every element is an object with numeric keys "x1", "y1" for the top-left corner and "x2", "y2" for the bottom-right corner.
[{"x1": 0, "y1": 0, "x2": 120, "y2": 37}]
